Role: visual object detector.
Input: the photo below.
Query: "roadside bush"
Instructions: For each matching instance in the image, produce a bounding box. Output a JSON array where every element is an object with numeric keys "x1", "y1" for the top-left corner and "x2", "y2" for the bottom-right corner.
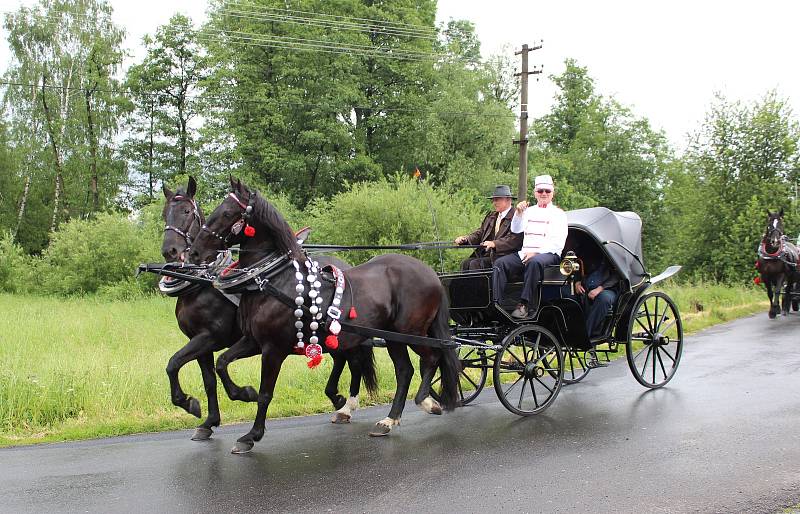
[
  {"x1": 307, "y1": 174, "x2": 484, "y2": 270},
  {"x1": 36, "y1": 212, "x2": 162, "y2": 295},
  {"x1": 0, "y1": 233, "x2": 30, "y2": 293}
]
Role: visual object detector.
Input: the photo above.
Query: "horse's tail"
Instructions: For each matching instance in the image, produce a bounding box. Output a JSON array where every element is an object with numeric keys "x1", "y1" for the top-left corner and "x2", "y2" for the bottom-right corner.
[
  {"x1": 359, "y1": 344, "x2": 378, "y2": 396},
  {"x1": 431, "y1": 287, "x2": 459, "y2": 411}
]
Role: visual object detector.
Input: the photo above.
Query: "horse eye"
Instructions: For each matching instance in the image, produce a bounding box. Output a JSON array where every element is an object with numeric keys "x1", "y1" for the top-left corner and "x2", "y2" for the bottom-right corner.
[
  {"x1": 184, "y1": 208, "x2": 190, "y2": 214},
  {"x1": 223, "y1": 211, "x2": 231, "y2": 218}
]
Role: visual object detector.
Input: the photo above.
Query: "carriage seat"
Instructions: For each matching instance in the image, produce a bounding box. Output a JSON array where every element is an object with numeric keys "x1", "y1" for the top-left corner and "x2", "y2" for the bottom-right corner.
[{"x1": 500, "y1": 265, "x2": 570, "y2": 312}]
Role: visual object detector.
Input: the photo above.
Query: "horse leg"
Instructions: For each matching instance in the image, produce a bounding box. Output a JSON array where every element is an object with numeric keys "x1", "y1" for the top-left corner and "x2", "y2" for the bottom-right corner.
[
  {"x1": 331, "y1": 350, "x2": 363, "y2": 424},
  {"x1": 166, "y1": 332, "x2": 217, "y2": 419},
  {"x1": 325, "y1": 352, "x2": 348, "y2": 411},
  {"x1": 369, "y1": 343, "x2": 413, "y2": 437},
  {"x1": 766, "y1": 282, "x2": 777, "y2": 319},
  {"x1": 415, "y1": 350, "x2": 443, "y2": 415},
  {"x1": 216, "y1": 336, "x2": 260, "y2": 402},
  {"x1": 231, "y1": 348, "x2": 287, "y2": 454},
  {"x1": 780, "y1": 275, "x2": 790, "y2": 315},
  {"x1": 191, "y1": 352, "x2": 220, "y2": 441}
]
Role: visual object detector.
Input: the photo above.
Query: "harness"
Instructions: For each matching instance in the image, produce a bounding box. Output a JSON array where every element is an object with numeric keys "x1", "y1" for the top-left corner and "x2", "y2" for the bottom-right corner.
[
  {"x1": 758, "y1": 237, "x2": 798, "y2": 268},
  {"x1": 164, "y1": 195, "x2": 202, "y2": 247}
]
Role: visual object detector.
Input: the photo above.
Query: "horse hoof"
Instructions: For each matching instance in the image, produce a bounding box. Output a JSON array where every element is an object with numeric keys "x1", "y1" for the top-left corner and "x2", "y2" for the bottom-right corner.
[
  {"x1": 368, "y1": 424, "x2": 392, "y2": 437},
  {"x1": 188, "y1": 397, "x2": 201, "y2": 418},
  {"x1": 231, "y1": 441, "x2": 254, "y2": 454},
  {"x1": 191, "y1": 427, "x2": 213, "y2": 441},
  {"x1": 331, "y1": 412, "x2": 351, "y2": 424},
  {"x1": 332, "y1": 395, "x2": 347, "y2": 410}
]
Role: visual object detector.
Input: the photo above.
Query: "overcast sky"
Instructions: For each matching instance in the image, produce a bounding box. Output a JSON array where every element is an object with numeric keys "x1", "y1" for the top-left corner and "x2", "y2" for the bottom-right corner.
[{"x1": 2, "y1": 0, "x2": 798, "y2": 150}]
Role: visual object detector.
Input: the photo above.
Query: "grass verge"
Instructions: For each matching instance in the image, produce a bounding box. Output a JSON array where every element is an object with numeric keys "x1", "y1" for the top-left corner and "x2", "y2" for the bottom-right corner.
[{"x1": 0, "y1": 283, "x2": 770, "y2": 446}]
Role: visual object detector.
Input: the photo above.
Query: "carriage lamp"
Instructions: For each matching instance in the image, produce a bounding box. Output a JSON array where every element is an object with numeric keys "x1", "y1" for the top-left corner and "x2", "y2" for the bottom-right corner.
[{"x1": 559, "y1": 251, "x2": 581, "y2": 276}]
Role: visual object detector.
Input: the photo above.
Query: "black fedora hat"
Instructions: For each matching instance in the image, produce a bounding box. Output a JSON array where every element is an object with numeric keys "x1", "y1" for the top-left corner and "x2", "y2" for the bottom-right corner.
[{"x1": 487, "y1": 185, "x2": 516, "y2": 199}]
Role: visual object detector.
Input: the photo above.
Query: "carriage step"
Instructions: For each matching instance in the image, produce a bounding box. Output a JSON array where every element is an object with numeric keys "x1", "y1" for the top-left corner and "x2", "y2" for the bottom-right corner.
[{"x1": 368, "y1": 338, "x2": 387, "y2": 347}]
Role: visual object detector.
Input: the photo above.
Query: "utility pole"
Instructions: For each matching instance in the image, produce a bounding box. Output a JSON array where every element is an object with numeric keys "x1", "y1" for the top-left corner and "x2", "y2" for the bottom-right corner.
[{"x1": 514, "y1": 41, "x2": 543, "y2": 201}]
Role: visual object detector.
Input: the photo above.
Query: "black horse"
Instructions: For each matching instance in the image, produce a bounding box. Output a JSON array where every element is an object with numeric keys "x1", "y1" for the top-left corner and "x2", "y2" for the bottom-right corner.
[
  {"x1": 757, "y1": 209, "x2": 799, "y2": 318},
  {"x1": 188, "y1": 178, "x2": 460, "y2": 454},
  {"x1": 161, "y1": 178, "x2": 377, "y2": 440}
]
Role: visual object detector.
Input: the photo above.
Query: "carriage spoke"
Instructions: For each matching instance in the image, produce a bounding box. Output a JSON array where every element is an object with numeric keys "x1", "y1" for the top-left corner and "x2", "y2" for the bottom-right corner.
[
  {"x1": 635, "y1": 316, "x2": 652, "y2": 336},
  {"x1": 529, "y1": 378, "x2": 540, "y2": 408},
  {"x1": 643, "y1": 301, "x2": 654, "y2": 334},
  {"x1": 660, "y1": 347, "x2": 677, "y2": 364},
  {"x1": 656, "y1": 303, "x2": 670, "y2": 333},
  {"x1": 533, "y1": 375, "x2": 555, "y2": 396},
  {"x1": 638, "y1": 345, "x2": 653, "y2": 378},
  {"x1": 656, "y1": 348, "x2": 668, "y2": 379}
]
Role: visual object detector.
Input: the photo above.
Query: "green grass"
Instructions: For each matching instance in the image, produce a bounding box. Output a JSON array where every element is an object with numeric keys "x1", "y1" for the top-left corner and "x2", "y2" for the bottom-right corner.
[{"x1": 0, "y1": 284, "x2": 770, "y2": 446}]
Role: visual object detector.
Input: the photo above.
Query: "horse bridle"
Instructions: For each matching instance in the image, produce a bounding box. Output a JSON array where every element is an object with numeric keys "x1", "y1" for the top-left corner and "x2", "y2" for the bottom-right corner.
[
  {"x1": 164, "y1": 195, "x2": 203, "y2": 248},
  {"x1": 200, "y1": 191, "x2": 256, "y2": 245}
]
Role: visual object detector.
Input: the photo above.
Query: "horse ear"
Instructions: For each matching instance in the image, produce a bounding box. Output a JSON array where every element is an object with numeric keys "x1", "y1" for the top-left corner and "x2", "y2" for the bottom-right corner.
[
  {"x1": 187, "y1": 176, "x2": 197, "y2": 198},
  {"x1": 779, "y1": 207, "x2": 784, "y2": 218},
  {"x1": 163, "y1": 183, "x2": 173, "y2": 199},
  {"x1": 229, "y1": 175, "x2": 237, "y2": 191}
]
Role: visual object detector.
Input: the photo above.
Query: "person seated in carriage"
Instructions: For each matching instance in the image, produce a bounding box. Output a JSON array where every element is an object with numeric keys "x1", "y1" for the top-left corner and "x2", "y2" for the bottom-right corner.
[
  {"x1": 491, "y1": 174, "x2": 569, "y2": 319},
  {"x1": 454, "y1": 185, "x2": 523, "y2": 271}
]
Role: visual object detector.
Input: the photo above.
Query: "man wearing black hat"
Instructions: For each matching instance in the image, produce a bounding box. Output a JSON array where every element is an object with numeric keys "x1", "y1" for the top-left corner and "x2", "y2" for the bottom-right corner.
[{"x1": 454, "y1": 185, "x2": 523, "y2": 271}]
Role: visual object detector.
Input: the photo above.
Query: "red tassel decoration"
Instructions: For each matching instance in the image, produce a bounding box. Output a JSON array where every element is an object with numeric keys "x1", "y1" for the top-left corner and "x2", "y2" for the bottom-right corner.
[
  {"x1": 324, "y1": 334, "x2": 339, "y2": 350},
  {"x1": 244, "y1": 225, "x2": 256, "y2": 237},
  {"x1": 349, "y1": 306, "x2": 357, "y2": 319},
  {"x1": 307, "y1": 354, "x2": 323, "y2": 368},
  {"x1": 754, "y1": 276, "x2": 762, "y2": 285},
  {"x1": 755, "y1": 260, "x2": 760, "y2": 269}
]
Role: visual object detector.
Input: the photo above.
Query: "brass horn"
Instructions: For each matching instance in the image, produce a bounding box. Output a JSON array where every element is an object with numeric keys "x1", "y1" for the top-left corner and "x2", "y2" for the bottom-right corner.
[{"x1": 559, "y1": 251, "x2": 580, "y2": 276}]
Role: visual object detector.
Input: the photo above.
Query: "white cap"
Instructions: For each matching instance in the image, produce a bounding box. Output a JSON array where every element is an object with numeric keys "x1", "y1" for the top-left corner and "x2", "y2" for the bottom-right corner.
[{"x1": 534, "y1": 174, "x2": 554, "y2": 190}]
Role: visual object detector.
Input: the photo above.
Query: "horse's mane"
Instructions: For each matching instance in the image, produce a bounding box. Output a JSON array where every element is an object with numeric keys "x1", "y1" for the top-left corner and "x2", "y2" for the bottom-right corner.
[{"x1": 250, "y1": 192, "x2": 303, "y2": 259}]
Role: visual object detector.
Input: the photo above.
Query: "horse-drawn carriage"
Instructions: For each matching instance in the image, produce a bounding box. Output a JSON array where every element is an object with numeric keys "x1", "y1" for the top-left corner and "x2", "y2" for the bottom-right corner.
[
  {"x1": 143, "y1": 179, "x2": 684, "y2": 452},
  {"x1": 436, "y1": 207, "x2": 684, "y2": 415}
]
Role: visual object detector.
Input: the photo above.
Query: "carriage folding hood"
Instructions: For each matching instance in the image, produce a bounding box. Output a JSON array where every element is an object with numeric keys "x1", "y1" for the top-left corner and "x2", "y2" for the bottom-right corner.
[{"x1": 566, "y1": 207, "x2": 648, "y2": 290}]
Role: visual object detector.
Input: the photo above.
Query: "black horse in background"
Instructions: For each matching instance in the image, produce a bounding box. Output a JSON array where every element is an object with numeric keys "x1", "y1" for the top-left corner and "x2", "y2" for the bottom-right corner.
[
  {"x1": 188, "y1": 177, "x2": 460, "y2": 454},
  {"x1": 757, "y1": 209, "x2": 799, "y2": 318},
  {"x1": 160, "y1": 178, "x2": 377, "y2": 441}
]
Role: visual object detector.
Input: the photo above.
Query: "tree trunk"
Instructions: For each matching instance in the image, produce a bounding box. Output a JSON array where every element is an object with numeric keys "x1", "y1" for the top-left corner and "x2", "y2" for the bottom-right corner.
[
  {"x1": 41, "y1": 75, "x2": 65, "y2": 233},
  {"x1": 12, "y1": 174, "x2": 31, "y2": 242},
  {"x1": 85, "y1": 89, "x2": 99, "y2": 214}
]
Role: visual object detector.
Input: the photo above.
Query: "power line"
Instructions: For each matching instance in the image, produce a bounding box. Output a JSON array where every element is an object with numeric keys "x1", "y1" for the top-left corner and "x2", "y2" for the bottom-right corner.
[
  {"x1": 222, "y1": 1, "x2": 438, "y2": 35},
  {"x1": 3, "y1": 10, "x2": 455, "y2": 63},
  {"x1": 216, "y1": 7, "x2": 438, "y2": 40},
  {"x1": 0, "y1": 80, "x2": 516, "y2": 118}
]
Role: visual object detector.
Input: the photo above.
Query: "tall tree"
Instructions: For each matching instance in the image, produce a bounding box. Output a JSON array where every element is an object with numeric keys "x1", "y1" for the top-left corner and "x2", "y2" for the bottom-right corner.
[
  {"x1": 532, "y1": 59, "x2": 672, "y2": 261},
  {"x1": 3, "y1": 0, "x2": 126, "y2": 244},
  {"x1": 123, "y1": 14, "x2": 207, "y2": 204},
  {"x1": 665, "y1": 92, "x2": 800, "y2": 281}
]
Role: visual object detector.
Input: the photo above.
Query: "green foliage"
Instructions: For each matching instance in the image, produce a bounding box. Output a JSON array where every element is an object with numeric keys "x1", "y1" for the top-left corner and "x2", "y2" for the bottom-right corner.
[
  {"x1": 35, "y1": 212, "x2": 162, "y2": 295},
  {"x1": 532, "y1": 59, "x2": 672, "y2": 266},
  {"x1": 307, "y1": 174, "x2": 484, "y2": 270},
  {"x1": 663, "y1": 92, "x2": 800, "y2": 282},
  {"x1": 0, "y1": 232, "x2": 29, "y2": 293}
]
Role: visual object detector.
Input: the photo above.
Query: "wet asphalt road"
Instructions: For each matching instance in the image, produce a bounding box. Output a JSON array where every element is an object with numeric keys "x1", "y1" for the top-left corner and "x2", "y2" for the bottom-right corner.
[{"x1": 2, "y1": 312, "x2": 800, "y2": 513}]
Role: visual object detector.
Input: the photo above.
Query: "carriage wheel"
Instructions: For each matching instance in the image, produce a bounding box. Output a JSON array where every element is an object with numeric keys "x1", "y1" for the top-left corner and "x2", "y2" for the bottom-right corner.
[
  {"x1": 626, "y1": 291, "x2": 683, "y2": 388},
  {"x1": 431, "y1": 346, "x2": 489, "y2": 406},
  {"x1": 493, "y1": 325, "x2": 563, "y2": 416},
  {"x1": 561, "y1": 345, "x2": 590, "y2": 384}
]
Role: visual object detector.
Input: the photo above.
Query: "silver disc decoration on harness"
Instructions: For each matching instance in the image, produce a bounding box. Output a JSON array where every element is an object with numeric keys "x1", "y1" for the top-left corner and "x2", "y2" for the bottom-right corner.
[{"x1": 293, "y1": 258, "x2": 324, "y2": 367}]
